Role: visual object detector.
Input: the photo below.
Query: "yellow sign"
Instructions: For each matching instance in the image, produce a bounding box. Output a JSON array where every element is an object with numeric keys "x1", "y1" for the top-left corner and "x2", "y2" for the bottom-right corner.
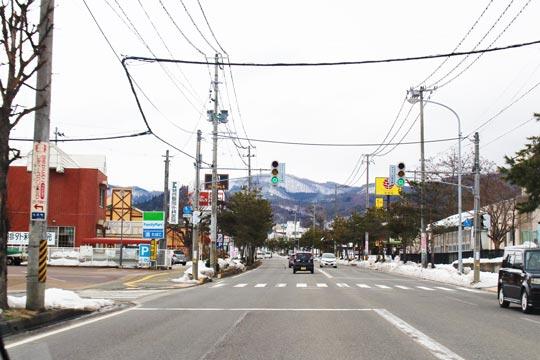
[
  {"x1": 150, "y1": 239, "x2": 158, "y2": 261},
  {"x1": 375, "y1": 197, "x2": 384, "y2": 209},
  {"x1": 375, "y1": 177, "x2": 400, "y2": 196}
]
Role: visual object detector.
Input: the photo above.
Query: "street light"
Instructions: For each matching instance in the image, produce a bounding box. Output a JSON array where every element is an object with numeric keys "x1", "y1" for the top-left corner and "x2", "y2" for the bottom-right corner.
[{"x1": 407, "y1": 96, "x2": 464, "y2": 273}]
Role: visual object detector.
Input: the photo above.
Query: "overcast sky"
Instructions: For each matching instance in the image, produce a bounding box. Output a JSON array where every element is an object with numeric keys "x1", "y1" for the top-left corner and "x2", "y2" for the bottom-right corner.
[{"x1": 10, "y1": 0, "x2": 540, "y2": 191}]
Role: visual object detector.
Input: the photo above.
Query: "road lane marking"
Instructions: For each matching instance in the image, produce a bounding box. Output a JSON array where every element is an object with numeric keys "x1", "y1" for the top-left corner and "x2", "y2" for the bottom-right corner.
[
  {"x1": 135, "y1": 308, "x2": 374, "y2": 312},
  {"x1": 296, "y1": 283, "x2": 307, "y2": 288},
  {"x1": 199, "y1": 311, "x2": 248, "y2": 360},
  {"x1": 316, "y1": 283, "x2": 328, "y2": 287},
  {"x1": 356, "y1": 284, "x2": 371, "y2": 288},
  {"x1": 395, "y1": 285, "x2": 410, "y2": 290},
  {"x1": 374, "y1": 309, "x2": 465, "y2": 360},
  {"x1": 336, "y1": 283, "x2": 350, "y2": 288},
  {"x1": 318, "y1": 268, "x2": 333, "y2": 279},
  {"x1": 276, "y1": 283, "x2": 287, "y2": 287},
  {"x1": 234, "y1": 283, "x2": 248, "y2": 288},
  {"x1": 124, "y1": 273, "x2": 166, "y2": 288},
  {"x1": 417, "y1": 286, "x2": 435, "y2": 291},
  {"x1": 375, "y1": 284, "x2": 391, "y2": 289},
  {"x1": 254, "y1": 283, "x2": 267, "y2": 288},
  {"x1": 435, "y1": 287, "x2": 455, "y2": 292},
  {"x1": 522, "y1": 317, "x2": 540, "y2": 326},
  {"x1": 445, "y1": 296, "x2": 478, "y2": 306},
  {"x1": 211, "y1": 283, "x2": 226, "y2": 288},
  {"x1": 5, "y1": 306, "x2": 135, "y2": 349}
]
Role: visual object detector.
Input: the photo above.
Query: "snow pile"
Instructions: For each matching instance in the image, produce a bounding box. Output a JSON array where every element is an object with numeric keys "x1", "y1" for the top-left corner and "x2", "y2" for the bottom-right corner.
[
  {"x1": 455, "y1": 257, "x2": 503, "y2": 265},
  {"x1": 8, "y1": 288, "x2": 113, "y2": 311},
  {"x1": 50, "y1": 250, "x2": 80, "y2": 259},
  {"x1": 358, "y1": 258, "x2": 498, "y2": 288},
  {"x1": 171, "y1": 262, "x2": 215, "y2": 284},
  {"x1": 48, "y1": 258, "x2": 80, "y2": 266}
]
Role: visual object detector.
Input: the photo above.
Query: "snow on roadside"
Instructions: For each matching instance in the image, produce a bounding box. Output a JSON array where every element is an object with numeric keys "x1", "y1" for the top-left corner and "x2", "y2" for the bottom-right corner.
[
  {"x1": 171, "y1": 262, "x2": 215, "y2": 284},
  {"x1": 357, "y1": 258, "x2": 498, "y2": 288},
  {"x1": 8, "y1": 288, "x2": 113, "y2": 311}
]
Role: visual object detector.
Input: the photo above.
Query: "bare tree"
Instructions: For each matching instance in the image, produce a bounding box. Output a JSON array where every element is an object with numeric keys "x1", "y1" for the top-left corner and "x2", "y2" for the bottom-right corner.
[{"x1": 0, "y1": 0, "x2": 52, "y2": 309}]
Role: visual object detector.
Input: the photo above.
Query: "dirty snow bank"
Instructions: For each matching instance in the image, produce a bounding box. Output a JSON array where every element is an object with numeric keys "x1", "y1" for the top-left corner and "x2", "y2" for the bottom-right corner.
[{"x1": 8, "y1": 288, "x2": 113, "y2": 311}]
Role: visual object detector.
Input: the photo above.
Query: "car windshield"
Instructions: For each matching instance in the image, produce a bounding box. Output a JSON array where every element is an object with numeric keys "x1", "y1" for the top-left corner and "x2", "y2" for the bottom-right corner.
[
  {"x1": 525, "y1": 251, "x2": 540, "y2": 271},
  {"x1": 322, "y1": 253, "x2": 335, "y2": 259}
]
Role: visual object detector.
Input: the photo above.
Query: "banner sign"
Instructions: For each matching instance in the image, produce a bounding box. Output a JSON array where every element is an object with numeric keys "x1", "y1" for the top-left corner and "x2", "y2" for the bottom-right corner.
[{"x1": 169, "y1": 181, "x2": 179, "y2": 225}]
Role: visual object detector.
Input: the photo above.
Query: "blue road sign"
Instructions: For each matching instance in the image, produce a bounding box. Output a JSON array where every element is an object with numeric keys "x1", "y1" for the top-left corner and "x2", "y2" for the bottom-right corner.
[
  {"x1": 462, "y1": 218, "x2": 473, "y2": 228},
  {"x1": 143, "y1": 229, "x2": 164, "y2": 239},
  {"x1": 31, "y1": 212, "x2": 45, "y2": 220},
  {"x1": 139, "y1": 244, "x2": 151, "y2": 263},
  {"x1": 183, "y1": 206, "x2": 193, "y2": 215}
]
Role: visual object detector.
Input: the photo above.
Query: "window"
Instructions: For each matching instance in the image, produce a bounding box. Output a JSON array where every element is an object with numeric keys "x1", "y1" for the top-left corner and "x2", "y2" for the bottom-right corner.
[
  {"x1": 514, "y1": 252, "x2": 523, "y2": 268},
  {"x1": 99, "y1": 187, "x2": 106, "y2": 208},
  {"x1": 58, "y1": 227, "x2": 75, "y2": 247}
]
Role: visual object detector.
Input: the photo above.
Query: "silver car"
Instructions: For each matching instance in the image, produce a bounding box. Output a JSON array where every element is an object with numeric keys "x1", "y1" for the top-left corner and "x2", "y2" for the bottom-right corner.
[{"x1": 320, "y1": 253, "x2": 337, "y2": 268}]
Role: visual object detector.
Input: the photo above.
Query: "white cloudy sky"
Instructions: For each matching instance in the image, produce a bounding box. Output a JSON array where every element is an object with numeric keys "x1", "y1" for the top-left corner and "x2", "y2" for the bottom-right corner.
[{"x1": 10, "y1": 0, "x2": 540, "y2": 191}]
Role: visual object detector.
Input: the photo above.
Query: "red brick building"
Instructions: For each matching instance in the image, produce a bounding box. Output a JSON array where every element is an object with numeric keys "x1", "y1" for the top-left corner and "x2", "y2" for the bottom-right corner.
[{"x1": 7, "y1": 146, "x2": 108, "y2": 247}]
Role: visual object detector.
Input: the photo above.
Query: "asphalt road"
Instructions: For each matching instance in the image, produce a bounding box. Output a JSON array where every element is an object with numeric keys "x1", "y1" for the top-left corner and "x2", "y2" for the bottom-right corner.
[{"x1": 5, "y1": 257, "x2": 540, "y2": 360}]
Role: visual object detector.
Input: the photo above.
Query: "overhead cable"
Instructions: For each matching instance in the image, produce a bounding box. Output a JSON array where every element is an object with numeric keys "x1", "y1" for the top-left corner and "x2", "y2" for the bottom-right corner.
[
  {"x1": 481, "y1": 116, "x2": 537, "y2": 149},
  {"x1": 123, "y1": 39, "x2": 540, "y2": 67},
  {"x1": 10, "y1": 131, "x2": 151, "y2": 142},
  {"x1": 178, "y1": 0, "x2": 219, "y2": 54}
]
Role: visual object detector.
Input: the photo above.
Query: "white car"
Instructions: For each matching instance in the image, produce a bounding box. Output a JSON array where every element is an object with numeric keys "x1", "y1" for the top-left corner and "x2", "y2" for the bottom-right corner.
[
  {"x1": 256, "y1": 251, "x2": 264, "y2": 259},
  {"x1": 264, "y1": 252, "x2": 272, "y2": 258},
  {"x1": 320, "y1": 253, "x2": 337, "y2": 268}
]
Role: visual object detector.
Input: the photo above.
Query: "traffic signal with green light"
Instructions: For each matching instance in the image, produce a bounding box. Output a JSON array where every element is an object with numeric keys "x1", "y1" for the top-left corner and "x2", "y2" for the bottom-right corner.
[
  {"x1": 271, "y1": 160, "x2": 279, "y2": 185},
  {"x1": 396, "y1": 162, "x2": 406, "y2": 187}
]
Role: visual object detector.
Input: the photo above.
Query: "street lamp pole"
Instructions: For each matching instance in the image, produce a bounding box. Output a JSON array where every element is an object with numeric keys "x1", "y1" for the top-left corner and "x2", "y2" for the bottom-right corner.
[{"x1": 419, "y1": 99, "x2": 463, "y2": 273}]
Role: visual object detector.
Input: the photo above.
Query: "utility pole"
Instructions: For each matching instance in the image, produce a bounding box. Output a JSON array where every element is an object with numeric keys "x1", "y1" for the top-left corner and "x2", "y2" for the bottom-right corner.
[
  {"x1": 244, "y1": 146, "x2": 255, "y2": 191},
  {"x1": 192, "y1": 130, "x2": 202, "y2": 280},
  {"x1": 334, "y1": 184, "x2": 338, "y2": 219},
  {"x1": 294, "y1": 207, "x2": 298, "y2": 251},
  {"x1": 418, "y1": 87, "x2": 427, "y2": 268},
  {"x1": 210, "y1": 53, "x2": 220, "y2": 271},
  {"x1": 364, "y1": 154, "x2": 370, "y2": 259},
  {"x1": 160, "y1": 150, "x2": 170, "y2": 267},
  {"x1": 473, "y1": 132, "x2": 481, "y2": 283},
  {"x1": 27, "y1": 0, "x2": 55, "y2": 311}
]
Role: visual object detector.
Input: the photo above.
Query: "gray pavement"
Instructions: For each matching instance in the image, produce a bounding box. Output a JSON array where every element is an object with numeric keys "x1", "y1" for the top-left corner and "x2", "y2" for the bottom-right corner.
[{"x1": 5, "y1": 257, "x2": 540, "y2": 360}]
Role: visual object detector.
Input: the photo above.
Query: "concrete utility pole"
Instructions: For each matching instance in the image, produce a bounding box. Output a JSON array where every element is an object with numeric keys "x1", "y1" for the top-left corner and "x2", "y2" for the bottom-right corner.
[
  {"x1": 418, "y1": 87, "x2": 427, "y2": 268},
  {"x1": 364, "y1": 154, "x2": 370, "y2": 259},
  {"x1": 160, "y1": 150, "x2": 170, "y2": 265},
  {"x1": 210, "y1": 54, "x2": 220, "y2": 271},
  {"x1": 192, "y1": 130, "x2": 202, "y2": 280},
  {"x1": 244, "y1": 146, "x2": 255, "y2": 191},
  {"x1": 27, "y1": 0, "x2": 55, "y2": 311},
  {"x1": 294, "y1": 207, "x2": 298, "y2": 251},
  {"x1": 473, "y1": 132, "x2": 481, "y2": 283}
]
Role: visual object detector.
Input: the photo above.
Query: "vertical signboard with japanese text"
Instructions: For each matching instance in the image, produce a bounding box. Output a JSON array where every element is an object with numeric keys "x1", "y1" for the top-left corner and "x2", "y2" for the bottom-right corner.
[
  {"x1": 169, "y1": 181, "x2": 179, "y2": 225},
  {"x1": 30, "y1": 142, "x2": 50, "y2": 221}
]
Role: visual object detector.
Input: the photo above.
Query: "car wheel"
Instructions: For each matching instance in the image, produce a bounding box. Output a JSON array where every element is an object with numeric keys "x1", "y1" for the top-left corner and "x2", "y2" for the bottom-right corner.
[
  {"x1": 310, "y1": 269, "x2": 314, "y2": 274},
  {"x1": 6, "y1": 257, "x2": 13, "y2": 266},
  {"x1": 333, "y1": 265, "x2": 337, "y2": 268},
  {"x1": 498, "y1": 287, "x2": 509, "y2": 308},
  {"x1": 521, "y1": 290, "x2": 532, "y2": 314},
  {"x1": 319, "y1": 265, "x2": 323, "y2": 268}
]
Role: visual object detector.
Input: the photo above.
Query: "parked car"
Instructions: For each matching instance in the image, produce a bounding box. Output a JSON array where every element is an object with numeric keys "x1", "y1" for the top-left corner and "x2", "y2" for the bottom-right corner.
[
  {"x1": 171, "y1": 250, "x2": 187, "y2": 265},
  {"x1": 256, "y1": 251, "x2": 264, "y2": 259},
  {"x1": 264, "y1": 252, "x2": 272, "y2": 258},
  {"x1": 293, "y1": 252, "x2": 314, "y2": 274},
  {"x1": 7, "y1": 247, "x2": 27, "y2": 266},
  {"x1": 288, "y1": 254, "x2": 295, "y2": 268},
  {"x1": 320, "y1": 253, "x2": 337, "y2": 268},
  {"x1": 498, "y1": 246, "x2": 540, "y2": 313}
]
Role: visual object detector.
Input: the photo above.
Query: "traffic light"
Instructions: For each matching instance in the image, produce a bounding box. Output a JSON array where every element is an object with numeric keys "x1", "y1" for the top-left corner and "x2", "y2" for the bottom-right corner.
[
  {"x1": 271, "y1": 160, "x2": 279, "y2": 185},
  {"x1": 396, "y1": 162, "x2": 406, "y2": 187}
]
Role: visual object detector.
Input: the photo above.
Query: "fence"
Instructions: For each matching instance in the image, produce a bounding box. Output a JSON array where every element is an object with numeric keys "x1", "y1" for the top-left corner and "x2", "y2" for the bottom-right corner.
[
  {"x1": 47, "y1": 246, "x2": 173, "y2": 268},
  {"x1": 400, "y1": 249, "x2": 505, "y2": 265}
]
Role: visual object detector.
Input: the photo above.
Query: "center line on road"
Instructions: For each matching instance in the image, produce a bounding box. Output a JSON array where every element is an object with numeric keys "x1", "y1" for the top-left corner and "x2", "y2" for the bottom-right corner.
[
  {"x1": 316, "y1": 283, "x2": 328, "y2": 287},
  {"x1": 374, "y1": 309, "x2": 465, "y2": 360},
  {"x1": 234, "y1": 283, "x2": 247, "y2": 288},
  {"x1": 135, "y1": 308, "x2": 374, "y2": 312},
  {"x1": 318, "y1": 268, "x2": 333, "y2": 279},
  {"x1": 276, "y1": 283, "x2": 287, "y2": 287},
  {"x1": 211, "y1": 283, "x2": 226, "y2": 288},
  {"x1": 336, "y1": 283, "x2": 350, "y2": 288},
  {"x1": 395, "y1": 285, "x2": 410, "y2": 290},
  {"x1": 522, "y1": 317, "x2": 540, "y2": 326},
  {"x1": 375, "y1": 284, "x2": 391, "y2": 289},
  {"x1": 254, "y1": 283, "x2": 267, "y2": 288},
  {"x1": 296, "y1": 283, "x2": 307, "y2": 288},
  {"x1": 356, "y1": 284, "x2": 371, "y2": 288},
  {"x1": 417, "y1": 286, "x2": 435, "y2": 291},
  {"x1": 456, "y1": 287, "x2": 485, "y2": 294},
  {"x1": 435, "y1": 287, "x2": 455, "y2": 292}
]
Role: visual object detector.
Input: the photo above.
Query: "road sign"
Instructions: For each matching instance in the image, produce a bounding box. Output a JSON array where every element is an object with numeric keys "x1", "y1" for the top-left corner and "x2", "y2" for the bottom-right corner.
[
  {"x1": 30, "y1": 141, "x2": 50, "y2": 221},
  {"x1": 375, "y1": 198, "x2": 384, "y2": 209},
  {"x1": 150, "y1": 240, "x2": 158, "y2": 261},
  {"x1": 183, "y1": 205, "x2": 193, "y2": 215},
  {"x1": 375, "y1": 177, "x2": 400, "y2": 196},
  {"x1": 139, "y1": 244, "x2": 151, "y2": 264},
  {"x1": 204, "y1": 174, "x2": 229, "y2": 190},
  {"x1": 199, "y1": 190, "x2": 225, "y2": 207},
  {"x1": 8, "y1": 231, "x2": 56, "y2": 246},
  {"x1": 169, "y1": 181, "x2": 179, "y2": 225},
  {"x1": 389, "y1": 165, "x2": 397, "y2": 186},
  {"x1": 143, "y1": 211, "x2": 165, "y2": 239}
]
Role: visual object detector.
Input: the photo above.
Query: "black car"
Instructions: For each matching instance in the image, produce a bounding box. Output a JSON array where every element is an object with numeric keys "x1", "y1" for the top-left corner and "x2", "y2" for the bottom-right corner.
[
  {"x1": 293, "y1": 252, "x2": 314, "y2": 274},
  {"x1": 498, "y1": 246, "x2": 540, "y2": 313}
]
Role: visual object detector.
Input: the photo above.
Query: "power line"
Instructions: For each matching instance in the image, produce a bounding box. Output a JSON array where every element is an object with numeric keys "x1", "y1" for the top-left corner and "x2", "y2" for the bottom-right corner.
[
  {"x1": 375, "y1": 113, "x2": 421, "y2": 157},
  {"x1": 216, "y1": 133, "x2": 456, "y2": 147},
  {"x1": 123, "y1": 38, "x2": 540, "y2": 67},
  {"x1": 178, "y1": 0, "x2": 219, "y2": 54},
  {"x1": 370, "y1": 96, "x2": 408, "y2": 156},
  {"x1": 196, "y1": 0, "x2": 227, "y2": 55},
  {"x1": 418, "y1": 0, "x2": 495, "y2": 87},
  {"x1": 481, "y1": 116, "x2": 537, "y2": 148},
  {"x1": 435, "y1": 0, "x2": 533, "y2": 89},
  {"x1": 10, "y1": 131, "x2": 151, "y2": 142}
]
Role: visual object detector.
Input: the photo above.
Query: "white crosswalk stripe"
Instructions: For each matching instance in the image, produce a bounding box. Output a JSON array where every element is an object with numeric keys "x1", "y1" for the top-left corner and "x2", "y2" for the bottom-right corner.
[
  {"x1": 254, "y1": 283, "x2": 267, "y2": 288},
  {"x1": 356, "y1": 284, "x2": 371, "y2": 288},
  {"x1": 276, "y1": 283, "x2": 287, "y2": 288},
  {"x1": 375, "y1": 284, "x2": 391, "y2": 289},
  {"x1": 435, "y1": 286, "x2": 455, "y2": 292},
  {"x1": 417, "y1": 286, "x2": 435, "y2": 291},
  {"x1": 234, "y1": 283, "x2": 248, "y2": 288},
  {"x1": 336, "y1": 283, "x2": 350, "y2": 288},
  {"x1": 296, "y1": 283, "x2": 307, "y2": 288},
  {"x1": 395, "y1": 285, "x2": 411, "y2": 290},
  {"x1": 211, "y1": 283, "x2": 226, "y2": 288},
  {"x1": 316, "y1": 283, "x2": 328, "y2": 288}
]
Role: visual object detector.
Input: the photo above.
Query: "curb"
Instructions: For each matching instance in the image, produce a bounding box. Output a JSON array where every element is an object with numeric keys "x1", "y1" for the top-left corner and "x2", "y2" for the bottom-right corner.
[{"x1": 0, "y1": 308, "x2": 91, "y2": 337}]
